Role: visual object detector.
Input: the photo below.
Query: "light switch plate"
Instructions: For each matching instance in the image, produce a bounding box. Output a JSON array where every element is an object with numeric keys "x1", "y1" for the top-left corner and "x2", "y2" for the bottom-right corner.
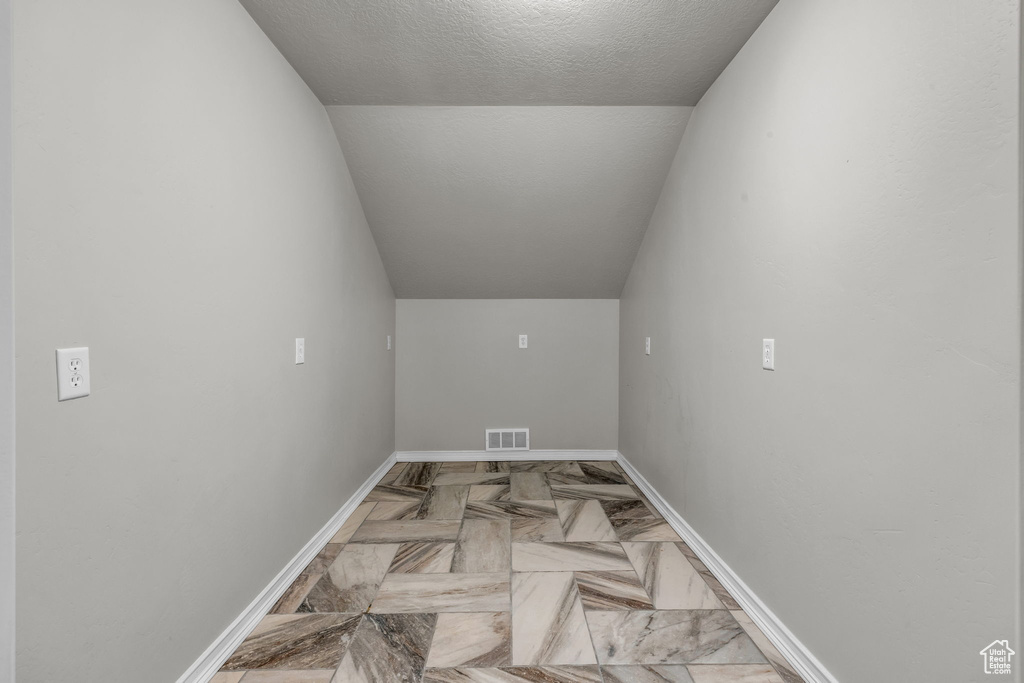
[
  {"x1": 763, "y1": 339, "x2": 775, "y2": 370},
  {"x1": 519, "y1": 334, "x2": 528, "y2": 349},
  {"x1": 645, "y1": 337, "x2": 651, "y2": 355},
  {"x1": 387, "y1": 335, "x2": 392, "y2": 351},
  {"x1": 56, "y1": 347, "x2": 90, "y2": 401},
  {"x1": 295, "y1": 338, "x2": 305, "y2": 365}
]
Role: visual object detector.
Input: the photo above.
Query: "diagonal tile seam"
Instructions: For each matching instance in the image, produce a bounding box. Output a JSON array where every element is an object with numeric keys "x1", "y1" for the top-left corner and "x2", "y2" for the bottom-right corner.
[
  {"x1": 576, "y1": 546, "x2": 658, "y2": 666},
  {"x1": 571, "y1": 571, "x2": 604, "y2": 670},
  {"x1": 574, "y1": 566, "x2": 653, "y2": 612},
  {"x1": 675, "y1": 542, "x2": 742, "y2": 611},
  {"x1": 419, "y1": 610, "x2": 441, "y2": 680},
  {"x1": 365, "y1": 515, "x2": 469, "y2": 614},
  {"x1": 729, "y1": 609, "x2": 804, "y2": 683}
]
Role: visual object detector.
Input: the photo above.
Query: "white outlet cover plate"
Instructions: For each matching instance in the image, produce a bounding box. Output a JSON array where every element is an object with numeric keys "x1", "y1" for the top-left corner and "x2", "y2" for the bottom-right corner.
[
  {"x1": 295, "y1": 338, "x2": 305, "y2": 364},
  {"x1": 763, "y1": 338, "x2": 775, "y2": 370},
  {"x1": 519, "y1": 334, "x2": 528, "y2": 349},
  {"x1": 56, "y1": 347, "x2": 90, "y2": 401}
]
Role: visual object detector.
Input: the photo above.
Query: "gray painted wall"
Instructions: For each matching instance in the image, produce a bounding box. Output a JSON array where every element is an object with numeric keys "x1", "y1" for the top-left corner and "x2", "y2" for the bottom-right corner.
[
  {"x1": 397, "y1": 300, "x2": 618, "y2": 451},
  {"x1": 619, "y1": 1, "x2": 1021, "y2": 681},
  {"x1": 13, "y1": 1, "x2": 395, "y2": 681},
  {"x1": 0, "y1": 0, "x2": 11, "y2": 677}
]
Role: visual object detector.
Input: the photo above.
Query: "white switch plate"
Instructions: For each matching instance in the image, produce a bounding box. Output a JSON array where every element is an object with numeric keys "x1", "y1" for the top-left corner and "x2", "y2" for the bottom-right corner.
[
  {"x1": 387, "y1": 335, "x2": 392, "y2": 351},
  {"x1": 763, "y1": 339, "x2": 775, "y2": 370},
  {"x1": 645, "y1": 337, "x2": 651, "y2": 355},
  {"x1": 295, "y1": 338, "x2": 305, "y2": 364},
  {"x1": 56, "y1": 347, "x2": 90, "y2": 401},
  {"x1": 519, "y1": 334, "x2": 528, "y2": 349}
]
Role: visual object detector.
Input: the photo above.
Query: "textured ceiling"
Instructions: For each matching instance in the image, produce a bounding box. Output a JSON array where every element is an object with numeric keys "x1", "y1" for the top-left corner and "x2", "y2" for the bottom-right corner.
[
  {"x1": 328, "y1": 106, "x2": 692, "y2": 298},
  {"x1": 239, "y1": 0, "x2": 778, "y2": 105},
  {"x1": 240, "y1": 0, "x2": 775, "y2": 297}
]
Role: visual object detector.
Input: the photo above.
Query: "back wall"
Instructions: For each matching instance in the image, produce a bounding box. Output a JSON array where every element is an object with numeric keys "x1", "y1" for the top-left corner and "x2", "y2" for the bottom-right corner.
[{"x1": 397, "y1": 299, "x2": 618, "y2": 451}]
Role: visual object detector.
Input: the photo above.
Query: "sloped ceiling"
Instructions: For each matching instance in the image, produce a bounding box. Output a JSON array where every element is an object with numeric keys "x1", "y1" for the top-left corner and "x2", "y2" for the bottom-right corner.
[
  {"x1": 239, "y1": 0, "x2": 778, "y2": 297},
  {"x1": 328, "y1": 106, "x2": 691, "y2": 298}
]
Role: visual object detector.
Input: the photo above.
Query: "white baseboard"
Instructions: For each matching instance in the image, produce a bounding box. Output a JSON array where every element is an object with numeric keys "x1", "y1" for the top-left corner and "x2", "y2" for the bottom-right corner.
[
  {"x1": 176, "y1": 452, "x2": 398, "y2": 683},
  {"x1": 616, "y1": 452, "x2": 838, "y2": 683},
  {"x1": 396, "y1": 449, "x2": 618, "y2": 462}
]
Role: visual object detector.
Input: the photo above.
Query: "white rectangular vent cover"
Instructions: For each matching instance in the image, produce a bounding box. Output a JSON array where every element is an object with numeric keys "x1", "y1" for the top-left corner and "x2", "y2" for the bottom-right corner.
[{"x1": 485, "y1": 429, "x2": 529, "y2": 451}]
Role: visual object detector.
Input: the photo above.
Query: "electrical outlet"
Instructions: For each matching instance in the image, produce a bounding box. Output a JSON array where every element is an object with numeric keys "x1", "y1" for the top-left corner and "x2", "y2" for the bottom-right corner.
[
  {"x1": 295, "y1": 338, "x2": 305, "y2": 365},
  {"x1": 763, "y1": 339, "x2": 775, "y2": 370},
  {"x1": 519, "y1": 334, "x2": 528, "y2": 349},
  {"x1": 645, "y1": 337, "x2": 651, "y2": 355},
  {"x1": 56, "y1": 347, "x2": 90, "y2": 401}
]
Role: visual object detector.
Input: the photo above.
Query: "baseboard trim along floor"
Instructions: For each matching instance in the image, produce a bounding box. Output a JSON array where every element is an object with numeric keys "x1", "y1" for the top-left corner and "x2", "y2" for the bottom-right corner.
[
  {"x1": 175, "y1": 451, "x2": 398, "y2": 683},
  {"x1": 396, "y1": 449, "x2": 618, "y2": 462},
  {"x1": 616, "y1": 452, "x2": 839, "y2": 683},
  {"x1": 180, "y1": 448, "x2": 837, "y2": 683}
]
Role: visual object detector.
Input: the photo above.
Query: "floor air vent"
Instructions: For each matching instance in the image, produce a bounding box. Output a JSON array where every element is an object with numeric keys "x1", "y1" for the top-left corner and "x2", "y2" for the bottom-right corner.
[{"x1": 485, "y1": 428, "x2": 529, "y2": 451}]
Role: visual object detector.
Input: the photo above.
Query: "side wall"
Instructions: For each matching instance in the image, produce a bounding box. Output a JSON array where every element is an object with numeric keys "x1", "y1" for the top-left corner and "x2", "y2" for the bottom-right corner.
[
  {"x1": 0, "y1": 0, "x2": 11, "y2": 677},
  {"x1": 13, "y1": 1, "x2": 395, "y2": 680},
  {"x1": 397, "y1": 299, "x2": 618, "y2": 451},
  {"x1": 619, "y1": 1, "x2": 1021, "y2": 681}
]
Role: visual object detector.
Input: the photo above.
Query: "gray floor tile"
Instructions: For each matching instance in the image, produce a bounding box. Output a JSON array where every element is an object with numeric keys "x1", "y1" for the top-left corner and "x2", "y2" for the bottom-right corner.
[
  {"x1": 370, "y1": 573, "x2": 511, "y2": 613},
  {"x1": 416, "y1": 485, "x2": 470, "y2": 520},
  {"x1": 423, "y1": 666, "x2": 603, "y2": 682},
  {"x1": 299, "y1": 544, "x2": 399, "y2": 612},
  {"x1": 622, "y1": 542, "x2": 724, "y2": 609},
  {"x1": 602, "y1": 665, "x2": 695, "y2": 682},
  {"x1": 387, "y1": 542, "x2": 456, "y2": 574},
  {"x1": 574, "y1": 570, "x2": 652, "y2": 610},
  {"x1": 221, "y1": 614, "x2": 361, "y2": 671},
  {"x1": 511, "y1": 542, "x2": 632, "y2": 572},
  {"x1": 587, "y1": 610, "x2": 766, "y2": 665},
  {"x1": 333, "y1": 613, "x2": 436, "y2": 682},
  {"x1": 687, "y1": 665, "x2": 786, "y2": 682},
  {"x1": 511, "y1": 572, "x2": 596, "y2": 666},
  {"x1": 348, "y1": 520, "x2": 461, "y2": 543},
  {"x1": 452, "y1": 519, "x2": 511, "y2": 573},
  {"x1": 425, "y1": 612, "x2": 511, "y2": 668},
  {"x1": 555, "y1": 499, "x2": 617, "y2": 542}
]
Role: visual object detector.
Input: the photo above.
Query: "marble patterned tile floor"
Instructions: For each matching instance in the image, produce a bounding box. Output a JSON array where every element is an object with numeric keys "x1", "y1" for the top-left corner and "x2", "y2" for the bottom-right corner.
[{"x1": 218, "y1": 461, "x2": 805, "y2": 683}]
